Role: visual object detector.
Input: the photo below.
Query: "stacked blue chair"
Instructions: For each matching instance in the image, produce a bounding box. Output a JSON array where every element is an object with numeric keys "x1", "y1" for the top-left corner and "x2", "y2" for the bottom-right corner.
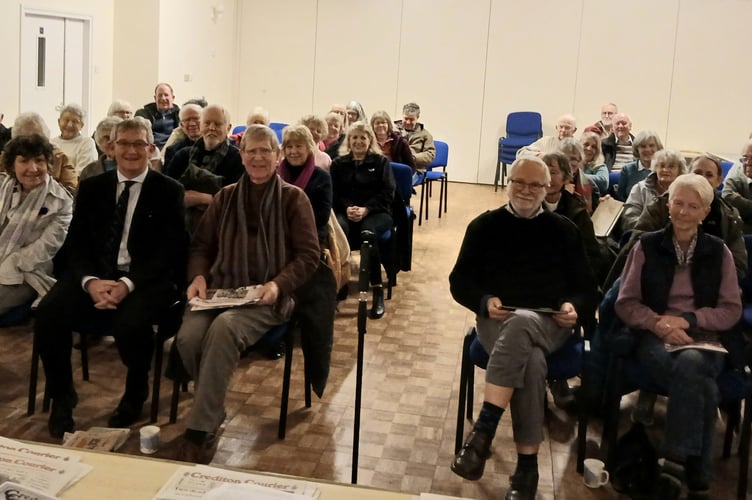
[
  {"x1": 380, "y1": 162, "x2": 415, "y2": 299},
  {"x1": 418, "y1": 141, "x2": 449, "y2": 225},
  {"x1": 269, "y1": 122, "x2": 287, "y2": 143},
  {"x1": 607, "y1": 171, "x2": 621, "y2": 199},
  {"x1": 231, "y1": 125, "x2": 247, "y2": 135},
  {"x1": 496, "y1": 112, "x2": 542, "y2": 191}
]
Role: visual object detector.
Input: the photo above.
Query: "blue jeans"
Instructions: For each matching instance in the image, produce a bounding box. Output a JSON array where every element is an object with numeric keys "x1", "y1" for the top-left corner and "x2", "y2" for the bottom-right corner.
[{"x1": 636, "y1": 331, "x2": 724, "y2": 482}]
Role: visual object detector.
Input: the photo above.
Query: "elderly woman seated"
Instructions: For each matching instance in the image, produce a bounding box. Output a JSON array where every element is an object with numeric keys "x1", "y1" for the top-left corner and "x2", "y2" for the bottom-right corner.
[
  {"x1": 580, "y1": 131, "x2": 609, "y2": 195},
  {"x1": 558, "y1": 138, "x2": 600, "y2": 213},
  {"x1": 299, "y1": 115, "x2": 332, "y2": 170},
  {"x1": 370, "y1": 111, "x2": 416, "y2": 173},
  {"x1": 621, "y1": 149, "x2": 687, "y2": 231},
  {"x1": 615, "y1": 173, "x2": 742, "y2": 500},
  {"x1": 50, "y1": 104, "x2": 98, "y2": 177},
  {"x1": 79, "y1": 116, "x2": 122, "y2": 182},
  {"x1": 616, "y1": 130, "x2": 664, "y2": 201},
  {"x1": 0, "y1": 135, "x2": 73, "y2": 319},
  {"x1": 2, "y1": 113, "x2": 78, "y2": 194},
  {"x1": 323, "y1": 111, "x2": 346, "y2": 161}
]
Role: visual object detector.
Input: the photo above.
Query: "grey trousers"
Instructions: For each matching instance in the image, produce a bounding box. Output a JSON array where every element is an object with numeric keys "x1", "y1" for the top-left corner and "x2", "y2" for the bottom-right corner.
[
  {"x1": 0, "y1": 283, "x2": 36, "y2": 315},
  {"x1": 476, "y1": 310, "x2": 573, "y2": 445},
  {"x1": 176, "y1": 304, "x2": 288, "y2": 433}
]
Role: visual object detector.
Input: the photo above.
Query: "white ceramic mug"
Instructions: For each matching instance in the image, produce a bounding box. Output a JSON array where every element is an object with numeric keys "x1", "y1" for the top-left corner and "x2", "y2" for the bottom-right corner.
[
  {"x1": 583, "y1": 458, "x2": 609, "y2": 488},
  {"x1": 139, "y1": 425, "x2": 160, "y2": 454}
]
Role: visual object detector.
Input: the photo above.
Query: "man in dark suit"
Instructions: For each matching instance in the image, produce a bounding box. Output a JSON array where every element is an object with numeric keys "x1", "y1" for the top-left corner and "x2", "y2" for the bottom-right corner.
[{"x1": 36, "y1": 117, "x2": 187, "y2": 438}]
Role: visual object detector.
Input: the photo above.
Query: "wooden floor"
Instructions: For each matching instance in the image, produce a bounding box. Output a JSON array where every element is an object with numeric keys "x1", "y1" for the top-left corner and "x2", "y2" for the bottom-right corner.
[{"x1": 0, "y1": 182, "x2": 747, "y2": 499}]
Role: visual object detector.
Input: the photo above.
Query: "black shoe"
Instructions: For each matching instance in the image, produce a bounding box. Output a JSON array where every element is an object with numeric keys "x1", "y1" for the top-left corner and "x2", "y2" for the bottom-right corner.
[
  {"x1": 336, "y1": 285, "x2": 349, "y2": 301},
  {"x1": 549, "y1": 379, "x2": 575, "y2": 410},
  {"x1": 370, "y1": 286, "x2": 385, "y2": 319},
  {"x1": 177, "y1": 430, "x2": 218, "y2": 464},
  {"x1": 451, "y1": 430, "x2": 492, "y2": 480},
  {"x1": 261, "y1": 341, "x2": 286, "y2": 360},
  {"x1": 48, "y1": 397, "x2": 75, "y2": 439},
  {"x1": 360, "y1": 229, "x2": 376, "y2": 244},
  {"x1": 108, "y1": 396, "x2": 144, "y2": 428},
  {"x1": 504, "y1": 467, "x2": 539, "y2": 500}
]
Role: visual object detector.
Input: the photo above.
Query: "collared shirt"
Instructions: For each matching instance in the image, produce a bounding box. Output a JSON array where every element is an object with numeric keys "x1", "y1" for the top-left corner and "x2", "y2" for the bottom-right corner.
[
  {"x1": 505, "y1": 202, "x2": 544, "y2": 219},
  {"x1": 637, "y1": 160, "x2": 649, "y2": 171},
  {"x1": 81, "y1": 168, "x2": 148, "y2": 293}
]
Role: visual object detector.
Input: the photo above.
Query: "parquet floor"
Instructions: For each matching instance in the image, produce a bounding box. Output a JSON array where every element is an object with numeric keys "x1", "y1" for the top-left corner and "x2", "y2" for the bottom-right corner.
[{"x1": 0, "y1": 182, "x2": 746, "y2": 499}]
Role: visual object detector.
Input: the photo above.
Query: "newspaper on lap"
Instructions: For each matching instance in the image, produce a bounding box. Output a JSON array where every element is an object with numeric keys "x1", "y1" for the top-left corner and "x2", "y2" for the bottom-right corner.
[{"x1": 189, "y1": 286, "x2": 263, "y2": 311}]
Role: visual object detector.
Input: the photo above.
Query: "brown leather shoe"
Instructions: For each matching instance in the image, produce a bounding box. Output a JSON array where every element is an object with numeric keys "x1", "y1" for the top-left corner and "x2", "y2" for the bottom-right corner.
[
  {"x1": 176, "y1": 433, "x2": 217, "y2": 464},
  {"x1": 504, "y1": 467, "x2": 539, "y2": 500},
  {"x1": 451, "y1": 430, "x2": 493, "y2": 480}
]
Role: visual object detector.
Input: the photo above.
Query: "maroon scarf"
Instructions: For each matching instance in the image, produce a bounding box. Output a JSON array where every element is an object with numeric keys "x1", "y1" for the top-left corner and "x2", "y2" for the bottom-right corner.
[{"x1": 278, "y1": 155, "x2": 315, "y2": 191}]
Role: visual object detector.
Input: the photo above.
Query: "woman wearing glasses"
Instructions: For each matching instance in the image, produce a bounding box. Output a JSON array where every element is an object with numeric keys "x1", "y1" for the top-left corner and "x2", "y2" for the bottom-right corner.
[{"x1": 50, "y1": 104, "x2": 98, "y2": 177}]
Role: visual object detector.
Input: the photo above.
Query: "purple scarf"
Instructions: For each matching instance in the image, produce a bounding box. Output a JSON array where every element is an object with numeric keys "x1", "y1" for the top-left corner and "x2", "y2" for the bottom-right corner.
[{"x1": 277, "y1": 154, "x2": 315, "y2": 190}]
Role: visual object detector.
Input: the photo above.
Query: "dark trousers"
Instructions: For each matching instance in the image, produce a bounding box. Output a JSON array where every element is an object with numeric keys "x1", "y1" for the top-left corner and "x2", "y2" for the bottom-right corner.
[
  {"x1": 35, "y1": 279, "x2": 173, "y2": 402},
  {"x1": 336, "y1": 212, "x2": 393, "y2": 285}
]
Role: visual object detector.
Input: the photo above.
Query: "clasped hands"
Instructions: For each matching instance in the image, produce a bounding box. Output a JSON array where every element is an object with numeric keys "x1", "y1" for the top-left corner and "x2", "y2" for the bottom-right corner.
[
  {"x1": 346, "y1": 205, "x2": 368, "y2": 222},
  {"x1": 486, "y1": 297, "x2": 578, "y2": 328},
  {"x1": 187, "y1": 275, "x2": 280, "y2": 305},
  {"x1": 653, "y1": 315, "x2": 692, "y2": 345},
  {"x1": 87, "y1": 279, "x2": 129, "y2": 310}
]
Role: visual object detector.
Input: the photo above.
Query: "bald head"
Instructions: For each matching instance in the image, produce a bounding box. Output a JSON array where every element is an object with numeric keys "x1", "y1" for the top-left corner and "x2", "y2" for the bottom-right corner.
[{"x1": 612, "y1": 113, "x2": 632, "y2": 140}]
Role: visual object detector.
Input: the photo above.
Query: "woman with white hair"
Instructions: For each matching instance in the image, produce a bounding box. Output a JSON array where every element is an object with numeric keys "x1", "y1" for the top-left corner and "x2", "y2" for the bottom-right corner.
[
  {"x1": 50, "y1": 104, "x2": 98, "y2": 176},
  {"x1": 621, "y1": 149, "x2": 687, "y2": 230},
  {"x1": 616, "y1": 173, "x2": 742, "y2": 500}
]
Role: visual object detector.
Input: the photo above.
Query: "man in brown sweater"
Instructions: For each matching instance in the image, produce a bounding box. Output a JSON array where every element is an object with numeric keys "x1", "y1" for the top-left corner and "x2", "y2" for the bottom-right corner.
[{"x1": 174, "y1": 124, "x2": 320, "y2": 463}]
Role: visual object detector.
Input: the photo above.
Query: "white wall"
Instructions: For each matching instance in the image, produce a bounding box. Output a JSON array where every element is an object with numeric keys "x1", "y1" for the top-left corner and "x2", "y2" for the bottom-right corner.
[
  {"x1": 1, "y1": 0, "x2": 114, "y2": 133},
  {"x1": 7, "y1": 1, "x2": 752, "y2": 182}
]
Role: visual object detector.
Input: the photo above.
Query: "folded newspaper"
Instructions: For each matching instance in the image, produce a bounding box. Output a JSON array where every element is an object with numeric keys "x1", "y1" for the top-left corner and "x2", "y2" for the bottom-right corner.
[
  {"x1": 189, "y1": 286, "x2": 263, "y2": 311},
  {"x1": 0, "y1": 481, "x2": 60, "y2": 500},
  {"x1": 62, "y1": 427, "x2": 130, "y2": 452},
  {"x1": 0, "y1": 437, "x2": 91, "y2": 497},
  {"x1": 153, "y1": 465, "x2": 320, "y2": 499}
]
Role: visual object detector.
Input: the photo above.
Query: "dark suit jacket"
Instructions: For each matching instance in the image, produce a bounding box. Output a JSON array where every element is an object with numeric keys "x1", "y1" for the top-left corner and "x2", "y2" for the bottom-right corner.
[
  {"x1": 602, "y1": 132, "x2": 635, "y2": 170},
  {"x1": 65, "y1": 168, "x2": 187, "y2": 299}
]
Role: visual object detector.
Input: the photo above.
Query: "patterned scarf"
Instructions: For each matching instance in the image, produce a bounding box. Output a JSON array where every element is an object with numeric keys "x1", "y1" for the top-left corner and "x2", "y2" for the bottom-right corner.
[
  {"x1": 0, "y1": 174, "x2": 50, "y2": 264},
  {"x1": 187, "y1": 137, "x2": 230, "y2": 175}
]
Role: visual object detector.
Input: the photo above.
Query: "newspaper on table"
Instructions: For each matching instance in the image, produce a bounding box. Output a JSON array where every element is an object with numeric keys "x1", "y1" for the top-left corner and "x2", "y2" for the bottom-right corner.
[
  {"x1": 62, "y1": 427, "x2": 130, "y2": 452},
  {"x1": 153, "y1": 464, "x2": 320, "y2": 499},
  {"x1": 0, "y1": 437, "x2": 91, "y2": 496},
  {"x1": 203, "y1": 483, "x2": 312, "y2": 499},
  {"x1": 0, "y1": 480, "x2": 60, "y2": 500},
  {"x1": 189, "y1": 286, "x2": 263, "y2": 311}
]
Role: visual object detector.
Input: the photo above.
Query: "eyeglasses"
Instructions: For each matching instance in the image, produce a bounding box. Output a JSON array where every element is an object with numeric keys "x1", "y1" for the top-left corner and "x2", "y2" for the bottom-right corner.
[
  {"x1": 740, "y1": 156, "x2": 752, "y2": 164},
  {"x1": 181, "y1": 117, "x2": 200, "y2": 124},
  {"x1": 509, "y1": 179, "x2": 547, "y2": 191},
  {"x1": 115, "y1": 140, "x2": 150, "y2": 149},
  {"x1": 242, "y1": 147, "x2": 274, "y2": 157}
]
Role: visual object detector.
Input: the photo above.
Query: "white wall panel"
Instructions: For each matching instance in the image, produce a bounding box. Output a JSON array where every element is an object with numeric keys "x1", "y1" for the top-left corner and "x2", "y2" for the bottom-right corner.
[
  {"x1": 478, "y1": 0, "x2": 582, "y2": 185},
  {"x1": 573, "y1": 0, "x2": 678, "y2": 142},
  {"x1": 667, "y1": 0, "x2": 752, "y2": 156},
  {"x1": 312, "y1": 0, "x2": 402, "y2": 118},
  {"x1": 396, "y1": 0, "x2": 490, "y2": 184}
]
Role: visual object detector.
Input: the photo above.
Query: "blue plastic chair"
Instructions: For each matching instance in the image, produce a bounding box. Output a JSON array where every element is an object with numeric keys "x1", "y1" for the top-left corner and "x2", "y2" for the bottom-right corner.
[
  {"x1": 418, "y1": 140, "x2": 449, "y2": 225},
  {"x1": 455, "y1": 326, "x2": 588, "y2": 473},
  {"x1": 231, "y1": 125, "x2": 247, "y2": 135},
  {"x1": 496, "y1": 112, "x2": 542, "y2": 191},
  {"x1": 269, "y1": 122, "x2": 287, "y2": 143},
  {"x1": 606, "y1": 171, "x2": 620, "y2": 198}
]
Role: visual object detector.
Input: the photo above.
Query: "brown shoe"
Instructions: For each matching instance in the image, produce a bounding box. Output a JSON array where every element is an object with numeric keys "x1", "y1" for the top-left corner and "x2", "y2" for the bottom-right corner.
[
  {"x1": 451, "y1": 430, "x2": 493, "y2": 480},
  {"x1": 176, "y1": 433, "x2": 217, "y2": 464}
]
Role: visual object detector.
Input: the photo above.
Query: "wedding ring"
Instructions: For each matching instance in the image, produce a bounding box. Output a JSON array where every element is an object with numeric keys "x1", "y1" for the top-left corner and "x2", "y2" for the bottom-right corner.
[{"x1": 665, "y1": 323, "x2": 671, "y2": 328}]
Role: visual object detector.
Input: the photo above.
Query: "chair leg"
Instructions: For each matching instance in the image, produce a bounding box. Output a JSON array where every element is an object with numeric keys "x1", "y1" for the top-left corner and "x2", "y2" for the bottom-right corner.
[
  {"x1": 494, "y1": 159, "x2": 500, "y2": 192},
  {"x1": 501, "y1": 162, "x2": 508, "y2": 188},
  {"x1": 723, "y1": 400, "x2": 741, "y2": 458},
  {"x1": 443, "y1": 174, "x2": 448, "y2": 214},
  {"x1": 278, "y1": 332, "x2": 294, "y2": 440},
  {"x1": 576, "y1": 339, "x2": 590, "y2": 474},
  {"x1": 418, "y1": 179, "x2": 425, "y2": 226},
  {"x1": 422, "y1": 180, "x2": 430, "y2": 222},
  {"x1": 602, "y1": 357, "x2": 624, "y2": 470},
  {"x1": 150, "y1": 337, "x2": 165, "y2": 423},
  {"x1": 28, "y1": 332, "x2": 39, "y2": 415},
  {"x1": 438, "y1": 177, "x2": 444, "y2": 218},
  {"x1": 737, "y1": 395, "x2": 751, "y2": 499}
]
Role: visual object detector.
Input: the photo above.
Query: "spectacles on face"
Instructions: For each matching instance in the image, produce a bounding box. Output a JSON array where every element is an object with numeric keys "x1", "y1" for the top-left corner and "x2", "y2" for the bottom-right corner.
[
  {"x1": 509, "y1": 179, "x2": 547, "y2": 191},
  {"x1": 115, "y1": 140, "x2": 150, "y2": 149},
  {"x1": 242, "y1": 147, "x2": 274, "y2": 157},
  {"x1": 740, "y1": 156, "x2": 752, "y2": 165}
]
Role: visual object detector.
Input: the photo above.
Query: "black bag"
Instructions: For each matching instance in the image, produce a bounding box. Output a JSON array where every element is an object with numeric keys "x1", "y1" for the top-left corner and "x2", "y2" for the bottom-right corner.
[{"x1": 610, "y1": 422, "x2": 658, "y2": 498}]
